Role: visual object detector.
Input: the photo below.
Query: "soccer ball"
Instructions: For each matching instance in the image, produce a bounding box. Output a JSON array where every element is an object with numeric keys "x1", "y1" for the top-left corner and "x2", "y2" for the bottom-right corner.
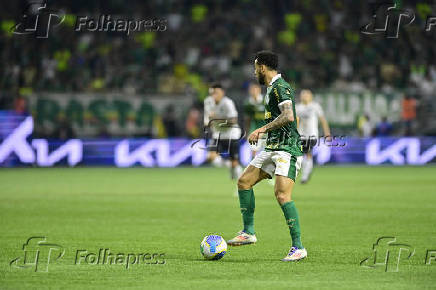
[{"x1": 200, "y1": 235, "x2": 227, "y2": 260}]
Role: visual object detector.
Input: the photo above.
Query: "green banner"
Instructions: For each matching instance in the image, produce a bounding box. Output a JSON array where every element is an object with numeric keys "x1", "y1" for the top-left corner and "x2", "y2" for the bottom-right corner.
[
  {"x1": 30, "y1": 91, "x2": 402, "y2": 136},
  {"x1": 30, "y1": 94, "x2": 193, "y2": 136},
  {"x1": 314, "y1": 91, "x2": 402, "y2": 128}
]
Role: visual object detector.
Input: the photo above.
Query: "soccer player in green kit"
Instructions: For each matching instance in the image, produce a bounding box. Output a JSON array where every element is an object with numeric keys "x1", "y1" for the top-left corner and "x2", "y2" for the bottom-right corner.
[{"x1": 227, "y1": 51, "x2": 306, "y2": 262}]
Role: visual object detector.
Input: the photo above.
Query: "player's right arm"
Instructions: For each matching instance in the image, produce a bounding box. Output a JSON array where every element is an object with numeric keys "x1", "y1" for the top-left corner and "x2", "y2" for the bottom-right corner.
[
  {"x1": 317, "y1": 103, "x2": 331, "y2": 137},
  {"x1": 204, "y1": 97, "x2": 213, "y2": 126}
]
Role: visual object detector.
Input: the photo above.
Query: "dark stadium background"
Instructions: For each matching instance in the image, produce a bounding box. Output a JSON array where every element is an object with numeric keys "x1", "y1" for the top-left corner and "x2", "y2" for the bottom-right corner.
[{"x1": 0, "y1": 1, "x2": 435, "y2": 289}]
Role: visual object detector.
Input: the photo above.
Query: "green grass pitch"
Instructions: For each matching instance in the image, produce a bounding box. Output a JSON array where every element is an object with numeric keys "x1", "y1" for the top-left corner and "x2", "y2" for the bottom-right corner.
[{"x1": 0, "y1": 166, "x2": 435, "y2": 289}]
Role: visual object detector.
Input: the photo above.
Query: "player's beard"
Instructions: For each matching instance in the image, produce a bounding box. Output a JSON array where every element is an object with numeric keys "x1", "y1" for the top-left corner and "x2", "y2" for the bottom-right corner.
[{"x1": 257, "y1": 72, "x2": 266, "y2": 85}]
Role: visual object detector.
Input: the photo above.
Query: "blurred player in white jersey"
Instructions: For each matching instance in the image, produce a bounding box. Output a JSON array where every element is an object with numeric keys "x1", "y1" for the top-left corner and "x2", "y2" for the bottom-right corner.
[
  {"x1": 296, "y1": 89, "x2": 330, "y2": 184},
  {"x1": 204, "y1": 94, "x2": 223, "y2": 167},
  {"x1": 204, "y1": 83, "x2": 243, "y2": 179}
]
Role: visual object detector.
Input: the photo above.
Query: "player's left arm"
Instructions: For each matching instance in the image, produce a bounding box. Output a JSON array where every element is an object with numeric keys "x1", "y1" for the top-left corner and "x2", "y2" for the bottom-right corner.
[
  {"x1": 261, "y1": 100, "x2": 294, "y2": 132},
  {"x1": 248, "y1": 86, "x2": 294, "y2": 143},
  {"x1": 224, "y1": 100, "x2": 238, "y2": 124},
  {"x1": 319, "y1": 116, "x2": 330, "y2": 137}
]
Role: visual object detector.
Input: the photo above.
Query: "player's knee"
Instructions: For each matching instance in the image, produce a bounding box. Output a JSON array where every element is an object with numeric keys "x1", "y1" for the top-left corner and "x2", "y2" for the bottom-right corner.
[
  {"x1": 237, "y1": 174, "x2": 252, "y2": 190},
  {"x1": 275, "y1": 189, "x2": 290, "y2": 204}
]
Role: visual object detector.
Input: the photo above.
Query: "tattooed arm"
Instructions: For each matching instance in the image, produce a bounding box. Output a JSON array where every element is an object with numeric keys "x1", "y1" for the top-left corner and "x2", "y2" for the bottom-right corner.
[
  {"x1": 248, "y1": 101, "x2": 294, "y2": 144},
  {"x1": 262, "y1": 101, "x2": 294, "y2": 132}
]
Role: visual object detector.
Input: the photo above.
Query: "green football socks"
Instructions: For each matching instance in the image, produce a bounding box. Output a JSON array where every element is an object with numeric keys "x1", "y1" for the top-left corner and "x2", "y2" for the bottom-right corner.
[
  {"x1": 238, "y1": 189, "x2": 255, "y2": 235},
  {"x1": 280, "y1": 201, "x2": 303, "y2": 249}
]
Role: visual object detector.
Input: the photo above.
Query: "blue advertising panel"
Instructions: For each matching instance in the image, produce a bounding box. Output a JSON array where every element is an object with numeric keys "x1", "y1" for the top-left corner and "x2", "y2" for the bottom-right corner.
[{"x1": 1, "y1": 114, "x2": 435, "y2": 167}]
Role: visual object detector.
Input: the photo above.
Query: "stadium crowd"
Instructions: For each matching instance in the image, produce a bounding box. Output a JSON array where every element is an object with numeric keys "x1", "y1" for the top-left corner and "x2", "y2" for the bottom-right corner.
[{"x1": 0, "y1": 0, "x2": 435, "y2": 137}]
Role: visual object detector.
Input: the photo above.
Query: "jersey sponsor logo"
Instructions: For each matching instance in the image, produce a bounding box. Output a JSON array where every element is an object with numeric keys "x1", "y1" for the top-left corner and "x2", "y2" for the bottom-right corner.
[
  {"x1": 276, "y1": 158, "x2": 288, "y2": 164},
  {"x1": 274, "y1": 88, "x2": 279, "y2": 96},
  {"x1": 273, "y1": 88, "x2": 280, "y2": 102},
  {"x1": 266, "y1": 143, "x2": 280, "y2": 149},
  {"x1": 264, "y1": 111, "x2": 271, "y2": 119}
]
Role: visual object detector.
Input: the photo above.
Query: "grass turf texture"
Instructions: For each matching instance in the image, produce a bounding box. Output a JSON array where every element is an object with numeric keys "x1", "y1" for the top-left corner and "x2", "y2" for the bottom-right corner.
[{"x1": 0, "y1": 167, "x2": 435, "y2": 289}]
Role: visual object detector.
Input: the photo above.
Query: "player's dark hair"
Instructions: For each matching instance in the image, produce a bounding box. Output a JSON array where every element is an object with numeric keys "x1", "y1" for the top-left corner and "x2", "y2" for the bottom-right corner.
[
  {"x1": 255, "y1": 50, "x2": 278, "y2": 70},
  {"x1": 210, "y1": 82, "x2": 223, "y2": 89}
]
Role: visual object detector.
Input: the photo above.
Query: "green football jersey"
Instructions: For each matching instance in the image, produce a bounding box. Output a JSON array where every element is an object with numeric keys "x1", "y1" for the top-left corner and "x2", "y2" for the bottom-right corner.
[{"x1": 264, "y1": 76, "x2": 303, "y2": 156}]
